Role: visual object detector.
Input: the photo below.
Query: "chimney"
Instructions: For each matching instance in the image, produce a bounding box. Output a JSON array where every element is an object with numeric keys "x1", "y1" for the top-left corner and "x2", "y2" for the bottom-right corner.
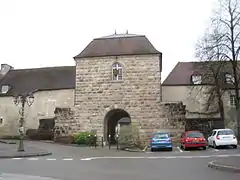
[{"x1": 0, "y1": 64, "x2": 13, "y2": 76}]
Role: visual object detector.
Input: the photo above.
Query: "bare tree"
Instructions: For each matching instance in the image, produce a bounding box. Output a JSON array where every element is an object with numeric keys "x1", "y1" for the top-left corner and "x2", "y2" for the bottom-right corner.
[
  {"x1": 196, "y1": 24, "x2": 227, "y2": 124},
  {"x1": 197, "y1": 0, "x2": 240, "y2": 139}
]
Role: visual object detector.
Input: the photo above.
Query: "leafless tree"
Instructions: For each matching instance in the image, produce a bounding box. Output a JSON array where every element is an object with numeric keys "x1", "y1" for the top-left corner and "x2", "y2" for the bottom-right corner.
[{"x1": 196, "y1": 0, "x2": 240, "y2": 138}]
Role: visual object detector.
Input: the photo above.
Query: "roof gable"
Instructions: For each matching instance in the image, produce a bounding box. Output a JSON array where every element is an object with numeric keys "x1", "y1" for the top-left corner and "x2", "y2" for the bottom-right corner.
[
  {"x1": 162, "y1": 61, "x2": 237, "y2": 86},
  {"x1": 74, "y1": 34, "x2": 161, "y2": 58}
]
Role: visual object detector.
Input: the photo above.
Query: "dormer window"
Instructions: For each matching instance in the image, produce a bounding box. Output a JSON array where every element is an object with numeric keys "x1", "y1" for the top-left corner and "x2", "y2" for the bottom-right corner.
[
  {"x1": 1, "y1": 85, "x2": 10, "y2": 94},
  {"x1": 225, "y1": 73, "x2": 234, "y2": 84},
  {"x1": 191, "y1": 75, "x2": 202, "y2": 84}
]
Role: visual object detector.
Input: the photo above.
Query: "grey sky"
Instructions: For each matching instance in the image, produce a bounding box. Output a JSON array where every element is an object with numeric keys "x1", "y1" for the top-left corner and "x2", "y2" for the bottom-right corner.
[{"x1": 0, "y1": 0, "x2": 217, "y2": 80}]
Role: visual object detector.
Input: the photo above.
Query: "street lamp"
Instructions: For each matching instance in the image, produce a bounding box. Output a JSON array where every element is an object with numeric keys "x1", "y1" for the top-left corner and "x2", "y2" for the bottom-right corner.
[{"x1": 14, "y1": 93, "x2": 34, "y2": 152}]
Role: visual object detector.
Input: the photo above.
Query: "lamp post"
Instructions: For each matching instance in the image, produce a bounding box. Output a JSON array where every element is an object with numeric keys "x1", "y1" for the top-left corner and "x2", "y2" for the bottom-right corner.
[{"x1": 14, "y1": 93, "x2": 34, "y2": 152}]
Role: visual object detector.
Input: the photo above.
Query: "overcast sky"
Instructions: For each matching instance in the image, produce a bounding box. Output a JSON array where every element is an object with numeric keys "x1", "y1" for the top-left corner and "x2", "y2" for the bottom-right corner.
[{"x1": 0, "y1": 0, "x2": 217, "y2": 80}]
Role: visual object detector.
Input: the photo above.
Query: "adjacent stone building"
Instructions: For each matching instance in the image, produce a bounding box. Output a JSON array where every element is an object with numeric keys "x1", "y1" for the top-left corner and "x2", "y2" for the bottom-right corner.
[
  {"x1": 162, "y1": 61, "x2": 237, "y2": 135},
  {"x1": 0, "y1": 33, "x2": 186, "y2": 142}
]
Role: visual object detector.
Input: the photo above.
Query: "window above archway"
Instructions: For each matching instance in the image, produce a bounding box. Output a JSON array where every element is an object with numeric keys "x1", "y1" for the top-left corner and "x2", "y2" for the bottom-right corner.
[{"x1": 112, "y1": 62, "x2": 123, "y2": 81}]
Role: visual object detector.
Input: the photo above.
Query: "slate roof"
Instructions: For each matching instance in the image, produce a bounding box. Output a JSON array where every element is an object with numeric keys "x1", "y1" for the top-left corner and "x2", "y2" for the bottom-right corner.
[
  {"x1": 162, "y1": 61, "x2": 235, "y2": 86},
  {"x1": 74, "y1": 33, "x2": 161, "y2": 58},
  {"x1": 0, "y1": 66, "x2": 75, "y2": 96}
]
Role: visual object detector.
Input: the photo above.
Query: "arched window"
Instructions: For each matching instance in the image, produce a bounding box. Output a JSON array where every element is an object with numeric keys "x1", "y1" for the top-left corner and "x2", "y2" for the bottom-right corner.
[{"x1": 112, "y1": 62, "x2": 123, "y2": 81}]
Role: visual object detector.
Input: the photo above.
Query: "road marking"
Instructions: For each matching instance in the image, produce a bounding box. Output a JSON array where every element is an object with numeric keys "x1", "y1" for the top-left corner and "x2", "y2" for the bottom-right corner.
[
  {"x1": 12, "y1": 158, "x2": 23, "y2": 160},
  {"x1": 80, "y1": 154, "x2": 240, "y2": 161},
  {"x1": 177, "y1": 147, "x2": 183, "y2": 152},
  {"x1": 46, "y1": 158, "x2": 56, "y2": 161},
  {"x1": 63, "y1": 158, "x2": 73, "y2": 161},
  {"x1": 214, "y1": 149, "x2": 219, "y2": 152},
  {"x1": 28, "y1": 158, "x2": 39, "y2": 160}
]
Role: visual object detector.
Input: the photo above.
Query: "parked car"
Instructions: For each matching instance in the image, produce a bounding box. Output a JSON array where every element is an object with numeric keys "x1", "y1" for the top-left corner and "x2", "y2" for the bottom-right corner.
[
  {"x1": 207, "y1": 128, "x2": 238, "y2": 149},
  {"x1": 180, "y1": 131, "x2": 207, "y2": 150},
  {"x1": 150, "y1": 132, "x2": 172, "y2": 151}
]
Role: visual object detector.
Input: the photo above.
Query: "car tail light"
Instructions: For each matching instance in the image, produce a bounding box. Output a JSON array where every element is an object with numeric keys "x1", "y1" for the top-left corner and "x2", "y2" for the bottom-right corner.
[
  {"x1": 185, "y1": 138, "x2": 191, "y2": 142},
  {"x1": 216, "y1": 136, "x2": 220, "y2": 140}
]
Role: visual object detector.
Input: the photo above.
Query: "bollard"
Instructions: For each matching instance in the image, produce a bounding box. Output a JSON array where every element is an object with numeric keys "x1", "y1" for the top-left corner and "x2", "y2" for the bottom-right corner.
[
  {"x1": 88, "y1": 134, "x2": 91, "y2": 147},
  {"x1": 108, "y1": 134, "x2": 111, "y2": 150},
  {"x1": 116, "y1": 134, "x2": 119, "y2": 150},
  {"x1": 94, "y1": 134, "x2": 97, "y2": 148},
  {"x1": 101, "y1": 137, "x2": 104, "y2": 148}
]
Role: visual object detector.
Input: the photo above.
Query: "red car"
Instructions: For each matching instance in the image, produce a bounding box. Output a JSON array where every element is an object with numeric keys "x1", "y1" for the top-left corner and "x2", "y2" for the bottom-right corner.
[{"x1": 180, "y1": 131, "x2": 207, "y2": 150}]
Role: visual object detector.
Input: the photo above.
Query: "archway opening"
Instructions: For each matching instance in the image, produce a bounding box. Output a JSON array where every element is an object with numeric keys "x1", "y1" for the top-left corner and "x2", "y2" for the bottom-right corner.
[{"x1": 104, "y1": 109, "x2": 131, "y2": 144}]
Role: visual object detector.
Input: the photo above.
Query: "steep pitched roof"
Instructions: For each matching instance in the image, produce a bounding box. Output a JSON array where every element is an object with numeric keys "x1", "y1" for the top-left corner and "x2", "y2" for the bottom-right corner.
[
  {"x1": 163, "y1": 62, "x2": 194, "y2": 85},
  {"x1": 0, "y1": 66, "x2": 75, "y2": 96},
  {"x1": 74, "y1": 34, "x2": 161, "y2": 58},
  {"x1": 162, "y1": 61, "x2": 234, "y2": 86}
]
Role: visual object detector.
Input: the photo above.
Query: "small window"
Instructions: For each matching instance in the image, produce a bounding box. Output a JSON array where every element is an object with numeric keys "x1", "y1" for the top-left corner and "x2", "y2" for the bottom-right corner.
[
  {"x1": 191, "y1": 75, "x2": 202, "y2": 84},
  {"x1": 230, "y1": 95, "x2": 236, "y2": 106},
  {"x1": 1, "y1": 85, "x2": 9, "y2": 94},
  {"x1": 112, "y1": 62, "x2": 123, "y2": 81},
  {"x1": 0, "y1": 118, "x2": 3, "y2": 125},
  {"x1": 225, "y1": 73, "x2": 234, "y2": 84}
]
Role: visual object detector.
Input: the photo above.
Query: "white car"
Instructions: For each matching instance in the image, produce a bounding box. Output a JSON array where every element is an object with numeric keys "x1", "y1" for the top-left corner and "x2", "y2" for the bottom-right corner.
[{"x1": 208, "y1": 128, "x2": 238, "y2": 149}]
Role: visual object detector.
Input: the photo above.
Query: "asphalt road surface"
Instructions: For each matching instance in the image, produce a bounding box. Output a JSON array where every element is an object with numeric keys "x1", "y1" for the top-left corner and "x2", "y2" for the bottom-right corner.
[{"x1": 0, "y1": 141, "x2": 239, "y2": 180}]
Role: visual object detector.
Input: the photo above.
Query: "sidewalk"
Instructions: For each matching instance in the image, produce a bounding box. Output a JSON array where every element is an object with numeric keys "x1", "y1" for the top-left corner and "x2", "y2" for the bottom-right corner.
[
  {"x1": 208, "y1": 156, "x2": 240, "y2": 173},
  {"x1": 0, "y1": 142, "x2": 52, "y2": 158}
]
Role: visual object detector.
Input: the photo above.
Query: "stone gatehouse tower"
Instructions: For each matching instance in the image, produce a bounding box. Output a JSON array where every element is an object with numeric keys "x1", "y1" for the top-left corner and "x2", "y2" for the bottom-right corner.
[{"x1": 54, "y1": 33, "x2": 186, "y2": 142}]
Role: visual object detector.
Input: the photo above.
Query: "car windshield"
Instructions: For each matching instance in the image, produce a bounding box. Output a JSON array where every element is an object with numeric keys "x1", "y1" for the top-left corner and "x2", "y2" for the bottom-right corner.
[
  {"x1": 217, "y1": 130, "x2": 234, "y2": 135},
  {"x1": 187, "y1": 132, "x2": 203, "y2": 138},
  {"x1": 154, "y1": 133, "x2": 169, "y2": 139}
]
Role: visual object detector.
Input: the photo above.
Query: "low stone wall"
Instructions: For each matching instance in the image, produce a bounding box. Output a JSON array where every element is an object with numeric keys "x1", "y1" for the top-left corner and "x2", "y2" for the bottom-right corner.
[
  {"x1": 53, "y1": 101, "x2": 186, "y2": 143},
  {"x1": 53, "y1": 107, "x2": 78, "y2": 140},
  {"x1": 138, "y1": 102, "x2": 186, "y2": 144}
]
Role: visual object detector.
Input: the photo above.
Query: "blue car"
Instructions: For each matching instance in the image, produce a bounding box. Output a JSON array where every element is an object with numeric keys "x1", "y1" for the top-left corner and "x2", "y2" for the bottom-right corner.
[{"x1": 151, "y1": 132, "x2": 173, "y2": 151}]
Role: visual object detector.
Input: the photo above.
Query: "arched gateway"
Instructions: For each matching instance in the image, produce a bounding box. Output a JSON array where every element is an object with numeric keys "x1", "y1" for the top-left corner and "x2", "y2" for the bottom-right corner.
[{"x1": 104, "y1": 109, "x2": 131, "y2": 144}]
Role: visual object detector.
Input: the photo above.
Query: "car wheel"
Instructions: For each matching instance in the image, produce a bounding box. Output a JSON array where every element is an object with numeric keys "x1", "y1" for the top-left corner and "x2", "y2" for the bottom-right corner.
[
  {"x1": 169, "y1": 148, "x2": 173, "y2": 151},
  {"x1": 151, "y1": 148, "x2": 155, "y2": 152},
  {"x1": 202, "y1": 146, "x2": 207, "y2": 150},
  {"x1": 213, "y1": 141, "x2": 218, "y2": 149},
  {"x1": 183, "y1": 145, "x2": 188, "y2": 151},
  {"x1": 232, "y1": 145, "x2": 237, "y2": 149}
]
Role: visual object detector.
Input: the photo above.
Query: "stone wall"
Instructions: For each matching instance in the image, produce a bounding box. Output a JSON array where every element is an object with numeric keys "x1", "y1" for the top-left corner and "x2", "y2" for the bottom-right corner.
[
  {"x1": 54, "y1": 101, "x2": 186, "y2": 142},
  {"x1": 54, "y1": 107, "x2": 78, "y2": 139}
]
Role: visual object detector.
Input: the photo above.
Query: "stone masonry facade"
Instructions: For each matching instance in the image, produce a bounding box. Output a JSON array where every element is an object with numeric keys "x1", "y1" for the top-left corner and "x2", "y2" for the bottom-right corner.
[{"x1": 74, "y1": 55, "x2": 162, "y2": 136}]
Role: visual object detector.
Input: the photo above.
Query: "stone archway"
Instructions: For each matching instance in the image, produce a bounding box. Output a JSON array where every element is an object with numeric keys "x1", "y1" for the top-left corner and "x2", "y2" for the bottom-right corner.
[{"x1": 104, "y1": 109, "x2": 131, "y2": 144}]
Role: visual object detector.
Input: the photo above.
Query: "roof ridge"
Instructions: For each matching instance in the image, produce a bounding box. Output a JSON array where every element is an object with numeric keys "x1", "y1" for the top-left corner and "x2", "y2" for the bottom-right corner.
[
  {"x1": 10, "y1": 66, "x2": 75, "y2": 71},
  {"x1": 95, "y1": 35, "x2": 145, "y2": 40}
]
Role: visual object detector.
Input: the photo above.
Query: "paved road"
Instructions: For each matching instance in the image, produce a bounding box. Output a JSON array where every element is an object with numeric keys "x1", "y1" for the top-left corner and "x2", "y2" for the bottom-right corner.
[{"x1": 0, "y1": 141, "x2": 239, "y2": 180}]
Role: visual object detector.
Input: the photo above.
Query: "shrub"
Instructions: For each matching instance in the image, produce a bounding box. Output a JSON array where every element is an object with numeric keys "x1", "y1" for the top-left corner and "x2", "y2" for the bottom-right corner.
[{"x1": 74, "y1": 132, "x2": 96, "y2": 145}]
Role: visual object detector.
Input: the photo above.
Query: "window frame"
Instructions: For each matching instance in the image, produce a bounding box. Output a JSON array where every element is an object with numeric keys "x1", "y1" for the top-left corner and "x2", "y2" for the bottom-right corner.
[
  {"x1": 191, "y1": 75, "x2": 202, "y2": 85},
  {"x1": 230, "y1": 94, "x2": 236, "y2": 106},
  {"x1": 112, "y1": 62, "x2": 123, "y2": 81},
  {"x1": 225, "y1": 73, "x2": 235, "y2": 84}
]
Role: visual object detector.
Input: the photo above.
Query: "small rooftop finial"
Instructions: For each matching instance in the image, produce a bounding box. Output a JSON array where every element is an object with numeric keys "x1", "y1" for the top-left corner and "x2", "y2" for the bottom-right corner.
[
  {"x1": 114, "y1": 29, "x2": 117, "y2": 35},
  {"x1": 126, "y1": 30, "x2": 128, "y2": 34}
]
